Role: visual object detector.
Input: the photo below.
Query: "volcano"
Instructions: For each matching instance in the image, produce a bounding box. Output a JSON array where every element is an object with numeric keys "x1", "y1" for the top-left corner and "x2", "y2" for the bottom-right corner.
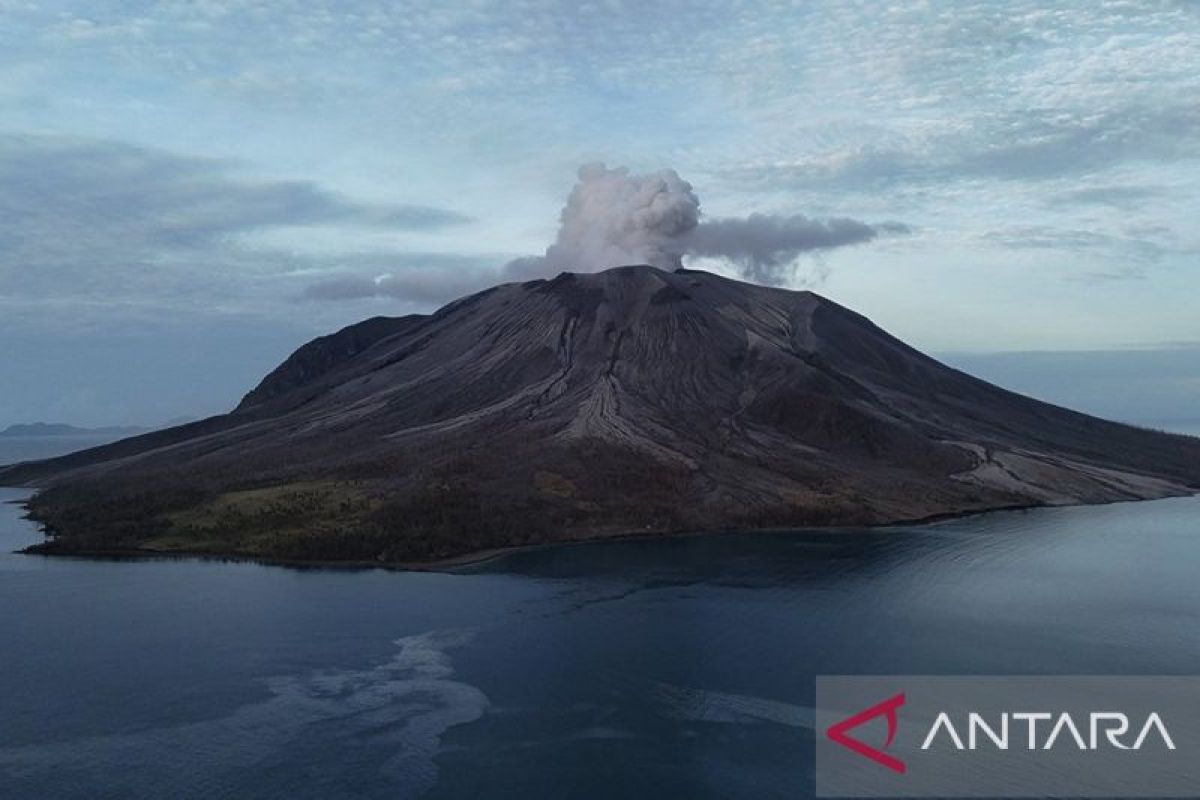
[{"x1": 4, "y1": 265, "x2": 1198, "y2": 563}]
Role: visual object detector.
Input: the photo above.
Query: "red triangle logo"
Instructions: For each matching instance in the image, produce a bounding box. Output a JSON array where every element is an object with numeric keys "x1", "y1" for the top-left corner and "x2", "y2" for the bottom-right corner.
[{"x1": 825, "y1": 692, "x2": 906, "y2": 774}]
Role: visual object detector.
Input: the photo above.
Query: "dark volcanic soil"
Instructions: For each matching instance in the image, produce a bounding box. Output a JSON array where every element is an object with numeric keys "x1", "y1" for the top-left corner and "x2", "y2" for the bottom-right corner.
[{"x1": 4, "y1": 265, "x2": 1199, "y2": 563}]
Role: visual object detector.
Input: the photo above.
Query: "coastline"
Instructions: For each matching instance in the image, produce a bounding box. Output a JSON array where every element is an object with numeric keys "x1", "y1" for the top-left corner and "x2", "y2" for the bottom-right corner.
[{"x1": 7, "y1": 489, "x2": 1194, "y2": 574}]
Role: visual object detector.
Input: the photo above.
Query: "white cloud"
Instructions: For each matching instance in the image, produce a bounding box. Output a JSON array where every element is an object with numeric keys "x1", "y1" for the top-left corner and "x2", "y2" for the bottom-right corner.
[{"x1": 0, "y1": 0, "x2": 1198, "y2": 349}]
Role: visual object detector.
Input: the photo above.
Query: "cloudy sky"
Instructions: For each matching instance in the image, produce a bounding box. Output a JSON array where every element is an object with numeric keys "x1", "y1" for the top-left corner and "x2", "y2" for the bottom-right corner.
[{"x1": 1, "y1": 1, "x2": 1198, "y2": 427}]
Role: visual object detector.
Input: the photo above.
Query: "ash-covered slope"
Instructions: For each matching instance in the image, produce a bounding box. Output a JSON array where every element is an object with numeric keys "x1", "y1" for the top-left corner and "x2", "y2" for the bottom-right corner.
[{"x1": 5, "y1": 266, "x2": 1199, "y2": 563}]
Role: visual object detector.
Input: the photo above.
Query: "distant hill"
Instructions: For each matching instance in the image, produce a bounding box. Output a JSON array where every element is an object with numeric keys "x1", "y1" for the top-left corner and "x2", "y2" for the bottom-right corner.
[
  {"x1": 0, "y1": 423, "x2": 148, "y2": 438},
  {"x1": 5, "y1": 265, "x2": 1200, "y2": 565}
]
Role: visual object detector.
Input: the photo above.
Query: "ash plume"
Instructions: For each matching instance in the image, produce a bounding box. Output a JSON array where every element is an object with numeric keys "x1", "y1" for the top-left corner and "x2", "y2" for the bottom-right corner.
[
  {"x1": 686, "y1": 213, "x2": 880, "y2": 284},
  {"x1": 303, "y1": 163, "x2": 906, "y2": 304},
  {"x1": 503, "y1": 163, "x2": 699, "y2": 278},
  {"x1": 505, "y1": 163, "x2": 903, "y2": 285}
]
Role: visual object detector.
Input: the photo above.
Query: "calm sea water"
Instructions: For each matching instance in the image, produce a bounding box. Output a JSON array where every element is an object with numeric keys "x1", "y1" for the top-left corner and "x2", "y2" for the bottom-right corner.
[
  {"x1": 2, "y1": 482, "x2": 1199, "y2": 798},
  {"x1": 2, "y1": 428, "x2": 1199, "y2": 798},
  {"x1": 0, "y1": 434, "x2": 130, "y2": 465}
]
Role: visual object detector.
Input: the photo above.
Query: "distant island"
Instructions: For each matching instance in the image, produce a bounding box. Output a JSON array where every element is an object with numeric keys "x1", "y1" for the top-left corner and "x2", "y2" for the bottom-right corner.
[
  {"x1": 0, "y1": 423, "x2": 149, "y2": 438},
  {"x1": 3, "y1": 266, "x2": 1199, "y2": 566}
]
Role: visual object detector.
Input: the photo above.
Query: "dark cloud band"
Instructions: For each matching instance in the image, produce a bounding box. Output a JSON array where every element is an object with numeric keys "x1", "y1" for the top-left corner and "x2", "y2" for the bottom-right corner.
[{"x1": 0, "y1": 134, "x2": 472, "y2": 284}]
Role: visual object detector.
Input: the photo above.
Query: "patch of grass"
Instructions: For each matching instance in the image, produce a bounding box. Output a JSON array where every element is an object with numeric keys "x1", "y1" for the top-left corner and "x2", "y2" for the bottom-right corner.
[
  {"x1": 533, "y1": 470, "x2": 577, "y2": 498},
  {"x1": 154, "y1": 480, "x2": 378, "y2": 554}
]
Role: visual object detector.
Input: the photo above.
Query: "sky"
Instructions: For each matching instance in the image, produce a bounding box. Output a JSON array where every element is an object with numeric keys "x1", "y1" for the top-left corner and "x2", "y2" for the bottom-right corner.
[{"x1": 0, "y1": 1, "x2": 1198, "y2": 427}]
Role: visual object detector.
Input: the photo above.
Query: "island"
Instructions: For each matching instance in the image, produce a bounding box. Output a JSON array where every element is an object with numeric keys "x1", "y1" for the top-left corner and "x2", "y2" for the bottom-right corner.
[{"x1": 3, "y1": 266, "x2": 1198, "y2": 565}]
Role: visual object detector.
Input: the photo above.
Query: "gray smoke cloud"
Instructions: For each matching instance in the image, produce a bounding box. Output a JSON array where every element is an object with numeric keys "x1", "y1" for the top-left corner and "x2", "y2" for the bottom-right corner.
[
  {"x1": 504, "y1": 163, "x2": 903, "y2": 285},
  {"x1": 503, "y1": 163, "x2": 698, "y2": 279},
  {"x1": 687, "y1": 213, "x2": 878, "y2": 284},
  {"x1": 302, "y1": 163, "x2": 906, "y2": 304}
]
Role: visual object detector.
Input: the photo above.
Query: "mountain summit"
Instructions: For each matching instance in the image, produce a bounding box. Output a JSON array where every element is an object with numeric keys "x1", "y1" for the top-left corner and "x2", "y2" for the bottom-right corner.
[{"x1": 5, "y1": 265, "x2": 1199, "y2": 563}]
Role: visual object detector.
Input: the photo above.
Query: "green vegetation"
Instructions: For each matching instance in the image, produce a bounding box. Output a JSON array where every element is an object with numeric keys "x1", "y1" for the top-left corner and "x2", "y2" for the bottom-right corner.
[
  {"x1": 27, "y1": 480, "x2": 385, "y2": 561},
  {"x1": 21, "y1": 440, "x2": 716, "y2": 565},
  {"x1": 156, "y1": 481, "x2": 378, "y2": 555},
  {"x1": 20, "y1": 436, "x2": 999, "y2": 566}
]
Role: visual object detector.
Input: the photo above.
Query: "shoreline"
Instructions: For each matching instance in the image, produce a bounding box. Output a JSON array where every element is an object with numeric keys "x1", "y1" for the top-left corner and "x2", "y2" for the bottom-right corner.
[{"x1": 6, "y1": 490, "x2": 1195, "y2": 573}]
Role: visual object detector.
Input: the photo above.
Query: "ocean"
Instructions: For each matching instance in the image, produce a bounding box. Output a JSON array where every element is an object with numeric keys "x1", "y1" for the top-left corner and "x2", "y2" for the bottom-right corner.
[{"x1": 2, "y1": 481, "x2": 1198, "y2": 797}]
